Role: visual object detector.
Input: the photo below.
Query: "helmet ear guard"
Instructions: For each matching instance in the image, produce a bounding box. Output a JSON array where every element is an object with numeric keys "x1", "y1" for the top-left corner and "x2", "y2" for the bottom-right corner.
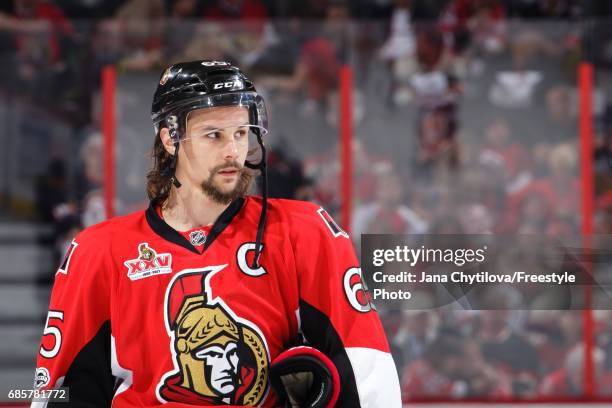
[
  {"x1": 163, "y1": 141, "x2": 182, "y2": 188},
  {"x1": 156, "y1": 115, "x2": 182, "y2": 188}
]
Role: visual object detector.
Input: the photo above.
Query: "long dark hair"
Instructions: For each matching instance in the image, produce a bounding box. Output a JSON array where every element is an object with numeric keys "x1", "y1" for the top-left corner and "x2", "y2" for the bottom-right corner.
[{"x1": 146, "y1": 135, "x2": 173, "y2": 207}]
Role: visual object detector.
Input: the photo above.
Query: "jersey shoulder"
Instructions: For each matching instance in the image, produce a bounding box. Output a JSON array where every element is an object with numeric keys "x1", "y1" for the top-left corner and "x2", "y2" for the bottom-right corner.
[
  {"x1": 250, "y1": 197, "x2": 348, "y2": 239},
  {"x1": 248, "y1": 196, "x2": 320, "y2": 225},
  {"x1": 269, "y1": 197, "x2": 321, "y2": 216},
  {"x1": 73, "y1": 208, "x2": 146, "y2": 248}
]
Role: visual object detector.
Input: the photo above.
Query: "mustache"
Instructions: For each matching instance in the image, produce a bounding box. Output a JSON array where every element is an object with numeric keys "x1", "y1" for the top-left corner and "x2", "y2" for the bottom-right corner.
[{"x1": 211, "y1": 161, "x2": 244, "y2": 174}]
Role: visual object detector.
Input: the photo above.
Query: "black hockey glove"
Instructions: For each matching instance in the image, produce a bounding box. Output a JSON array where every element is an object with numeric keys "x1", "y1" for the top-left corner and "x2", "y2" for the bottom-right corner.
[{"x1": 269, "y1": 346, "x2": 340, "y2": 408}]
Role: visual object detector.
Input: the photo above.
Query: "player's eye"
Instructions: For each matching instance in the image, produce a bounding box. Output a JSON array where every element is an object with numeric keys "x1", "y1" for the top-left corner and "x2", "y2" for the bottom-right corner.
[
  {"x1": 235, "y1": 129, "x2": 247, "y2": 139},
  {"x1": 203, "y1": 131, "x2": 220, "y2": 139},
  {"x1": 189, "y1": 129, "x2": 214, "y2": 140}
]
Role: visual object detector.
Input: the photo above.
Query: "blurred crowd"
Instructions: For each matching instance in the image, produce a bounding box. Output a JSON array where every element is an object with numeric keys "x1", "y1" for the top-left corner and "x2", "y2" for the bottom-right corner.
[
  {"x1": 387, "y1": 308, "x2": 612, "y2": 399},
  {"x1": 2, "y1": 0, "x2": 612, "y2": 401}
]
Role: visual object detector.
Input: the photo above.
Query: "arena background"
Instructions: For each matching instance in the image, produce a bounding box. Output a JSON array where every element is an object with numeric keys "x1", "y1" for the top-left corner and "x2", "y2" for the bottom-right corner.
[{"x1": 1, "y1": 0, "x2": 612, "y2": 406}]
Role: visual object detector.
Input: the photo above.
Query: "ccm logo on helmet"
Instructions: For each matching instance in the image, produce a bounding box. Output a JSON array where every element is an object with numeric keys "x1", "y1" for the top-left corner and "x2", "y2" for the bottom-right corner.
[
  {"x1": 213, "y1": 81, "x2": 240, "y2": 90},
  {"x1": 201, "y1": 60, "x2": 230, "y2": 66}
]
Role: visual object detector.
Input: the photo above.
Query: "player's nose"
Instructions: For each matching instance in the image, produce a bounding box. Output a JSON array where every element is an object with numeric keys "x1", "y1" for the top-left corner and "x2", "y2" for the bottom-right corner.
[{"x1": 222, "y1": 138, "x2": 239, "y2": 160}]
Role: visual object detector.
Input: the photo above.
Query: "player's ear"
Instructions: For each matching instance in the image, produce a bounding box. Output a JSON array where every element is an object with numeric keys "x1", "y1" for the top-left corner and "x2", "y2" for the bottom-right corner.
[{"x1": 159, "y1": 128, "x2": 176, "y2": 156}]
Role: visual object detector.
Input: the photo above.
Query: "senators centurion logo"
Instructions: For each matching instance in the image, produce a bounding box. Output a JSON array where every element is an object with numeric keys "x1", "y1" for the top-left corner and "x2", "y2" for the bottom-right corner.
[
  {"x1": 156, "y1": 265, "x2": 270, "y2": 406},
  {"x1": 124, "y1": 243, "x2": 172, "y2": 281}
]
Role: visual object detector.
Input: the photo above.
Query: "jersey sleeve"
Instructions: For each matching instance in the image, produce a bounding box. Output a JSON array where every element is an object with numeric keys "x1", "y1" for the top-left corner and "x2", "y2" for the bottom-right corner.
[
  {"x1": 32, "y1": 228, "x2": 114, "y2": 407},
  {"x1": 290, "y1": 205, "x2": 402, "y2": 408}
]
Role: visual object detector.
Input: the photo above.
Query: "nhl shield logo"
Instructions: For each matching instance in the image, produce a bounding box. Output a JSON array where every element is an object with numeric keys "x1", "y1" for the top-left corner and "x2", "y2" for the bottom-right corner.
[
  {"x1": 124, "y1": 243, "x2": 172, "y2": 281},
  {"x1": 189, "y1": 230, "x2": 207, "y2": 247}
]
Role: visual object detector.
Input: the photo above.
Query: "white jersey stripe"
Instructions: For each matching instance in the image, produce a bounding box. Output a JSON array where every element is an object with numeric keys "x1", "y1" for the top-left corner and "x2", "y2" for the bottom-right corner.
[
  {"x1": 111, "y1": 334, "x2": 133, "y2": 402},
  {"x1": 345, "y1": 347, "x2": 402, "y2": 408}
]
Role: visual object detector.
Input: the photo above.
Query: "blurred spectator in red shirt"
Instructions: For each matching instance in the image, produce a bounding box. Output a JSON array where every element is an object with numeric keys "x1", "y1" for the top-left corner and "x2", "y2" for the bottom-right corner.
[
  {"x1": 257, "y1": 2, "x2": 347, "y2": 114},
  {"x1": 402, "y1": 331, "x2": 511, "y2": 398},
  {"x1": 455, "y1": 166, "x2": 506, "y2": 223},
  {"x1": 478, "y1": 116, "x2": 532, "y2": 194},
  {"x1": 0, "y1": 0, "x2": 73, "y2": 93},
  {"x1": 352, "y1": 165, "x2": 428, "y2": 245},
  {"x1": 439, "y1": 0, "x2": 506, "y2": 54},
  {"x1": 304, "y1": 138, "x2": 390, "y2": 211},
  {"x1": 0, "y1": 0, "x2": 72, "y2": 63},
  {"x1": 540, "y1": 343, "x2": 612, "y2": 396},
  {"x1": 511, "y1": 193, "x2": 552, "y2": 234},
  {"x1": 409, "y1": 28, "x2": 461, "y2": 175},
  {"x1": 411, "y1": 27, "x2": 460, "y2": 109},
  {"x1": 503, "y1": 143, "x2": 579, "y2": 234},
  {"x1": 416, "y1": 106, "x2": 458, "y2": 173},
  {"x1": 204, "y1": 0, "x2": 267, "y2": 21},
  {"x1": 301, "y1": 37, "x2": 340, "y2": 103},
  {"x1": 402, "y1": 333, "x2": 466, "y2": 398},
  {"x1": 0, "y1": 0, "x2": 77, "y2": 107}
]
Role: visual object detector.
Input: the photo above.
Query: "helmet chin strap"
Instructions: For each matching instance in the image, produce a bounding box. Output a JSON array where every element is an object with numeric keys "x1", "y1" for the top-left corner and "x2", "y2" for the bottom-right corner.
[
  {"x1": 170, "y1": 141, "x2": 182, "y2": 188},
  {"x1": 245, "y1": 131, "x2": 268, "y2": 269}
]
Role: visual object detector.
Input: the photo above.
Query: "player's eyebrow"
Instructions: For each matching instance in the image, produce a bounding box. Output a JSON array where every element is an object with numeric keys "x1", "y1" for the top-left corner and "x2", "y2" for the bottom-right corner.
[
  {"x1": 192, "y1": 125, "x2": 219, "y2": 132},
  {"x1": 192, "y1": 123, "x2": 250, "y2": 132}
]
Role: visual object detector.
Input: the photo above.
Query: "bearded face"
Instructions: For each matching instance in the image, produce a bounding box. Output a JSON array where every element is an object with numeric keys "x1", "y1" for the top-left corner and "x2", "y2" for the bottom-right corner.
[{"x1": 200, "y1": 162, "x2": 253, "y2": 205}]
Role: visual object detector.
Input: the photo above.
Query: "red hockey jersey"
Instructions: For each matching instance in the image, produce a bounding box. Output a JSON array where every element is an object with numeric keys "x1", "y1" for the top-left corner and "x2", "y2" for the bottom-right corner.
[{"x1": 32, "y1": 197, "x2": 401, "y2": 407}]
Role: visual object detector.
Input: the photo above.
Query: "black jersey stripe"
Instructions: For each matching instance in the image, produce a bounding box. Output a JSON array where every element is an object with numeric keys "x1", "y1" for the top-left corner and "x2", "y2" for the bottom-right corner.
[{"x1": 49, "y1": 320, "x2": 113, "y2": 407}]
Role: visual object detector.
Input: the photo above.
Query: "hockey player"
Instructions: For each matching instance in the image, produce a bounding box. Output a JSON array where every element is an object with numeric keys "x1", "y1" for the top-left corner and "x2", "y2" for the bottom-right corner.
[{"x1": 32, "y1": 60, "x2": 401, "y2": 407}]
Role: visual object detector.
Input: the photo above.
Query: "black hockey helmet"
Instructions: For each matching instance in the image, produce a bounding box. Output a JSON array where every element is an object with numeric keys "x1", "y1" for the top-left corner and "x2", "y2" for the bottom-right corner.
[
  {"x1": 151, "y1": 60, "x2": 268, "y2": 142},
  {"x1": 151, "y1": 60, "x2": 269, "y2": 267}
]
